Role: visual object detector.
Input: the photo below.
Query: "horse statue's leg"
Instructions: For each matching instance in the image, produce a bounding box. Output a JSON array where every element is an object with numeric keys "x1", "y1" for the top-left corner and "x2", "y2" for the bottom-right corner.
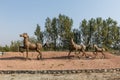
[
  {"x1": 93, "y1": 51, "x2": 97, "y2": 58},
  {"x1": 36, "y1": 49, "x2": 42, "y2": 60},
  {"x1": 26, "y1": 48, "x2": 30, "y2": 60},
  {"x1": 26, "y1": 50, "x2": 28, "y2": 60},
  {"x1": 82, "y1": 51, "x2": 87, "y2": 58},
  {"x1": 101, "y1": 52, "x2": 105, "y2": 59},
  {"x1": 68, "y1": 49, "x2": 72, "y2": 59},
  {"x1": 77, "y1": 50, "x2": 81, "y2": 59},
  {"x1": 74, "y1": 49, "x2": 81, "y2": 59},
  {"x1": 18, "y1": 46, "x2": 25, "y2": 57}
]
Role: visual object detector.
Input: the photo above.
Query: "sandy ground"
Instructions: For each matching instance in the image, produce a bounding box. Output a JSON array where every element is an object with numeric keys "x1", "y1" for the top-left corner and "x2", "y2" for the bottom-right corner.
[
  {"x1": 0, "y1": 51, "x2": 120, "y2": 80},
  {"x1": 0, "y1": 51, "x2": 120, "y2": 70}
]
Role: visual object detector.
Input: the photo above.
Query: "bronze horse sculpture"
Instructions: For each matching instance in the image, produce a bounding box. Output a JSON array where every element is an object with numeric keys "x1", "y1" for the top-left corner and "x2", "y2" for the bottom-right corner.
[
  {"x1": 93, "y1": 44, "x2": 106, "y2": 58},
  {"x1": 68, "y1": 38, "x2": 87, "y2": 59},
  {"x1": 19, "y1": 33, "x2": 42, "y2": 60}
]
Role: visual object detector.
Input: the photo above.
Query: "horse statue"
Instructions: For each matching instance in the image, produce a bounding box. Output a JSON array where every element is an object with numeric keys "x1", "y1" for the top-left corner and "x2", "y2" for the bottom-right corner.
[
  {"x1": 93, "y1": 44, "x2": 106, "y2": 58},
  {"x1": 19, "y1": 33, "x2": 42, "y2": 60},
  {"x1": 68, "y1": 38, "x2": 87, "y2": 59}
]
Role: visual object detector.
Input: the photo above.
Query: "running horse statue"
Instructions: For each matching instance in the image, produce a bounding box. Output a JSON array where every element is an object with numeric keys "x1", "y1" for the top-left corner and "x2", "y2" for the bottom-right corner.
[
  {"x1": 68, "y1": 38, "x2": 87, "y2": 59},
  {"x1": 93, "y1": 44, "x2": 106, "y2": 58}
]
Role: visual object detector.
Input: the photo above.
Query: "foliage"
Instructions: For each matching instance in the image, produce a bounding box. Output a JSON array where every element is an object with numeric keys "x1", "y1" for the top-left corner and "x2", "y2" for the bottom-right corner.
[
  {"x1": 80, "y1": 17, "x2": 120, "y2": 50},
  {"x1": 44, "y1": 14, "x2": 73, "y2": 50},
  {"x1": 1, "y1": 15, "x2": 120, "y2": 51},
  {"x1": 73, "y1": 29, "x2": 81, "y2": 44},
  {"x1": 34, "y1": 24, "x2": 43, "y2": 44},
  {"x1": 10, "y1": 40, "x2": 22, "y2": 52}
]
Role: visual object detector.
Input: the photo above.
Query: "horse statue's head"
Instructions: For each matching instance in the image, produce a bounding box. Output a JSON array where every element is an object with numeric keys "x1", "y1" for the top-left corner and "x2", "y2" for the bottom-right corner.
[{"x1": 20, "y1": 33, "x2": 29, "y2": 38}]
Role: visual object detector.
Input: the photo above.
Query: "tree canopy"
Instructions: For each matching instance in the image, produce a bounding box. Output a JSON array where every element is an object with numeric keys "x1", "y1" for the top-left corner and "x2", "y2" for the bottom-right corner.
[{"x1": 1, "y1": 14, "x2": 120, "y2": 51}]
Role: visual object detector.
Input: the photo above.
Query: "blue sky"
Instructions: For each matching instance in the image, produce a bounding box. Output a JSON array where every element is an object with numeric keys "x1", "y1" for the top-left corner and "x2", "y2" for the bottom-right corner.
[{"x1": 0, "y1": 0, "x2": 120, "y2": 46}]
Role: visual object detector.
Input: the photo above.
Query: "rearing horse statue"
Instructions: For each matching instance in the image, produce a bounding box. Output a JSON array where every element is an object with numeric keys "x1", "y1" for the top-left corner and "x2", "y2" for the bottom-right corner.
[{"x1": 19, "y1": 33, "x2": 42, "y2": 60}]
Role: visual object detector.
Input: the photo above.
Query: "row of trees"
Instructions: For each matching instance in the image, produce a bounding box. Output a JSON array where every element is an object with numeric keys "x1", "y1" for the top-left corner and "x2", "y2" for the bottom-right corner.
[
  {"x1": 0, "y1": 14, "x2": 120, "y2": 51},
  {"x1": 80, "y1": 17, "x2": 120, "y2": 49}
]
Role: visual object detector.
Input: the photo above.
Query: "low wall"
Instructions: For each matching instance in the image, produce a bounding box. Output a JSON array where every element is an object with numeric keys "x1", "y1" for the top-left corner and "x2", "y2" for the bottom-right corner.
[{"x1": 1, "y1": 68, "x2": 120, "y2": 74}]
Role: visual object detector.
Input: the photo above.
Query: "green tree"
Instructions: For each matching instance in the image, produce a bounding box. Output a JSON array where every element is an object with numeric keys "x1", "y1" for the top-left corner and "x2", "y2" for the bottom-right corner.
[
  {"x1": 10, "y1": 40, "x2": 22, "y2": 52},
  {"x1": 51, "y1": 18, "x2": 59, "y2": 50},
  {"x1": 73, "y1": 29, "x2": 81, "y2": 44},
  {"x1": 94, "y1": 17, "x2": 103, "y2": 45},
  {"x1": 3, "y1": 45, "x2": 10, "y2": 52},
  {"x1": 80, "y1": 17, "x2": 120, "y2": 50},
  {"x1": 88, "y1": 18, "x2": 97, "y2": 45},
  {"x1": 58, "y1": 14, "x2": 73, "y2": 50},
  {"x1": 45, "y1": 17, "x2": 58, "y2": 50},
  {"x1": 29, "y1": 36, "x2": 37, "y2": 43},
  {"x1": 44, "y1": 14, "x2": 73, "y2": 50},
  {"x1": 58, "y1": 14, "x2": 73, "y2": 39},
  {"x1": 80, "y1": 19, "x2": 88, "y2": 45},
  {"x1": 34, "y1": 24, "x2": 43, "y2": 44},
  {"x1": 45, "y1": 17, "x2": 52, "y2": 40}
]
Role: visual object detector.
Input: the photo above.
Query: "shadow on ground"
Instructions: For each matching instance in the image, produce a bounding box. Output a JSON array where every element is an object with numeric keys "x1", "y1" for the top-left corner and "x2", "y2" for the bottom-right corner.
[{"x1": 0, "y1": 56, "x2": 26, "y2": 60}]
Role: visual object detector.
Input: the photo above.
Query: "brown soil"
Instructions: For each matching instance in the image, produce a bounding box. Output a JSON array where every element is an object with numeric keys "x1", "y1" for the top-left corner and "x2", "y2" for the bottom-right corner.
[{"x1": 0, "y1": 51, "x2": 120, "y2": 70}]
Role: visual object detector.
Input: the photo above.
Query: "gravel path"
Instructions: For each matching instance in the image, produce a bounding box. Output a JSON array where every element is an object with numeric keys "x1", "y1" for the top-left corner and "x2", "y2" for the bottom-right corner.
[{"x1": 1, "y1": 72, "x2": 120, "y2": 80}]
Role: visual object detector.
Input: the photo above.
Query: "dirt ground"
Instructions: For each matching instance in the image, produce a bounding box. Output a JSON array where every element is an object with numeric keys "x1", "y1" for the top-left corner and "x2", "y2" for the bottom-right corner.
[
  {"x1": 1, "y1": 51, "x2": 120, "y2": 80},
  {"x1": 0, "y1": 51, "x2": 120, "y2": 70}
]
